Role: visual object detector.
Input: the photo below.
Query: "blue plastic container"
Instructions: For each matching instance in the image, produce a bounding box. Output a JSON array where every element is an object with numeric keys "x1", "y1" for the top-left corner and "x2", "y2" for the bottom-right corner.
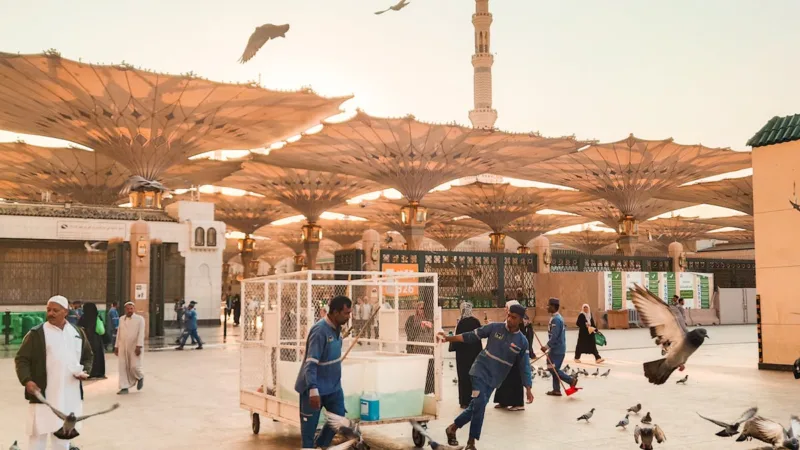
[{"x1": 360, "y1": 392, "x2": 380, "y2": 421}]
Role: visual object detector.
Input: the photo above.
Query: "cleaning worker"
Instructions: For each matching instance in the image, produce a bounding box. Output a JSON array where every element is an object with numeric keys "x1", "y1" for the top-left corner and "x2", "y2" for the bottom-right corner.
[
  {"x1": 540, "y1": 297, "x2": 578, "y2": 396},
  {"x1": 294, "y1": 295, "x2": 352, "y2": 450},
  {"x1": 437, "y1": 303, "x2": 533, "y2": 450}
]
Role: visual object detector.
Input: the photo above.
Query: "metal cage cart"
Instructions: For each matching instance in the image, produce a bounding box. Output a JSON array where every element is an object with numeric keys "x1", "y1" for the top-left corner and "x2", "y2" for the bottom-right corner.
[{"x1": 239, "y1": 270, "x2": 442, "y2": 448}]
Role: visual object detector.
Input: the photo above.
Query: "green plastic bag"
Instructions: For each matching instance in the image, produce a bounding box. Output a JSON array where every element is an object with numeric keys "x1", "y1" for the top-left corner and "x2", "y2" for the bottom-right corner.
[
  {"x1": 594, "y1": 331, "x2": 607, "y2": 347},
  {"x1": 96, "y1": 317, "x2": 106, "y2": 336}
]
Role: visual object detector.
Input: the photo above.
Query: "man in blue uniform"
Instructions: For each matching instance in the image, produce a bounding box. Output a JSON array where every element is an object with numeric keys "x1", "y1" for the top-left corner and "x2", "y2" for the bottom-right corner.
[
  {"x1": 438, "y1": 303, "x2": 533, "y2": 450},
  {"x1": 294, "y1": 295, "x2": 352, "y2": 450},
  {"x1": 540, "y1": 297, "x2": 577, "y2": 396}
]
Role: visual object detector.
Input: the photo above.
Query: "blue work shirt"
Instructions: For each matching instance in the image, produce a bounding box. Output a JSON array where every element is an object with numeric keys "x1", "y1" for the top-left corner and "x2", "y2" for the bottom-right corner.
[
  {"x1": 546, "y1": 313, "x2": 567, "y2": 355},
  {"x1": 294, "y1": 317, "x2": 343, "y2": 396},
  {"x1": 107, "y1": 307, "x2": 120, "y2": 330},
  {"x1": 185, "y1": 309, "x2": 198, "y2": 331},
  {"x1": 462, "y1": 322, "x2": 533, "y2": 389}
]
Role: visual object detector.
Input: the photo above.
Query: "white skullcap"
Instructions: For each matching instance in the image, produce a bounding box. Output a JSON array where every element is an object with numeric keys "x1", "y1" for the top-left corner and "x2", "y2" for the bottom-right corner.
[
  {"x1": 124, "y1": 301, "x2": 135, "y2": 307},
  {"x1": 47, "y1": 295, "x2": 69, "y2": 309}
]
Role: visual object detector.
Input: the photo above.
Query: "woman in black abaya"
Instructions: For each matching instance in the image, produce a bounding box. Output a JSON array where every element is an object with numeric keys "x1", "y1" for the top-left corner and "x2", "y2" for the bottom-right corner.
[
  {"x1": 78, "y1": 302, "x2": 107, "y2": 379},
  {"x1": 449, "y1": 302, "x2": 482, "y2": 408}
]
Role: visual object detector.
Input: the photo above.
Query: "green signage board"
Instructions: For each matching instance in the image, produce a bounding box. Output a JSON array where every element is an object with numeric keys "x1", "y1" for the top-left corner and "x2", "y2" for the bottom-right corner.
[
  {"x1": 666, "y1": 272, "x2": 677, "y2": 299},
  {"x1": 611, "y1": 271, "x2": 623, "y2": 310},
  {"x1": 700, "y1": 275, "x2": 710, "y2": 309},
  {"x1": 647, "y1": 272, "x2": 659, "y2": 293}
]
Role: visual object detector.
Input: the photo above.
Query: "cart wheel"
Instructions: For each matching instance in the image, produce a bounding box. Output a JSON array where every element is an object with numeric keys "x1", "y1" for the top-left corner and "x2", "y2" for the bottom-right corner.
[
  {"x1": 411, "y1": 422, "x2": 427, "y2": 448},
  {"x1": 252, "y1": 412, "x2": 260, "y2": 434}
]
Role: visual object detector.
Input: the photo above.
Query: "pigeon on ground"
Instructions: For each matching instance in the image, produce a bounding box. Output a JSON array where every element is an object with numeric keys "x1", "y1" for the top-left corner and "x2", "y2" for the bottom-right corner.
[
  {"x1": 676, "y1": 375, "x2": 688, "y2": 385},
  {"x1": 577, "y1": 408, "x2": 595, "y2": 423},
  {"x1": 697, "y1": 407, "x2": 758, "y2": 437},
  {"x1": 325, "y1": 411, "x2": 369, "y2": 450},
  {"x1": 541, "y1": 371, "x2": 550, "y2": 379},
  {"x1": 84, "y1": 241, "x2": 102, "y2": 252},
  {"x1": 736, "y1": 415, "x2": 799, "y2": 449},
  {"x1": 582, "y1": 369, "x2": 590, "y2": 376},
  {"x1": 634, "y1": 424, "x2": 667, "y2": 449},
  {"x1": 410, "y1": 420, "x2": 465, "y2": 450},
  {"x1": 628, "y1": 403, "x2": 642, "y2": 414},
  {"x1": 375, "y1": 0, "x2": 410, "y2": 15},
  {"x1": 600, "y1": 369, "x2": 611, "y2": 377},
  {"x1": 34, "y1": 391, "x2": 119, "y2": 440},
  {"x1": 452, "y1": 378, "x2": 457, "y2": 385},
  {"x1": 629, "y1": 285, "x2": 709, "y2": 385},
  {"x1": 238, "y1": 24, "x2": 290, "y2": 63},
  {"x1": 616, "y1": 414, "x2": 630, "y2": 430},
  {"x1": 641, "y1": 412, "x2": 652, "y2": 424},
  {"x1": 591, "y1": 368, "x2": 599, "y2": 377},
  {"x1": 449, "y1": 362, "x2": 454, "y2": 369},
  {"x1": 564, "y1": 364, "x2": 571, "y2": 372},
  {"x1": 9, "y1": 441, "x2": 21, "y2": 450}
]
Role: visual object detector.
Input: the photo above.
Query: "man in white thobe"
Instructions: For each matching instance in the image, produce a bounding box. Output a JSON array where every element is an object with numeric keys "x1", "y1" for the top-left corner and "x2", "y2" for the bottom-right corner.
[
  {"x1": 114, "y1": 302, "x2": 145, "y2": 395},
  {"x1": 15, "y1": 295, "x2": 93, "y2": 450}
]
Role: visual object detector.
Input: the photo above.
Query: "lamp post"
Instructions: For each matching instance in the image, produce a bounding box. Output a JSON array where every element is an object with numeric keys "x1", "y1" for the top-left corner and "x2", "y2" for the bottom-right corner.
[
  {"x1": 301, "y1": 223, "x2": 323, "y2": 269},
  {"x1": 400, "y1": 202, "x2": 428, "y2": 250},
  {"x1": 617, "y1": 215, "x2": 639, "y2": 256}
]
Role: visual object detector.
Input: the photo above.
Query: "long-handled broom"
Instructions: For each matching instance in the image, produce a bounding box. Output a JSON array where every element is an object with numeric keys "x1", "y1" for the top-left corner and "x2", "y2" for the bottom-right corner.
[{"x1": 532, "y1": 329, "x2": 581, "y2": 396}]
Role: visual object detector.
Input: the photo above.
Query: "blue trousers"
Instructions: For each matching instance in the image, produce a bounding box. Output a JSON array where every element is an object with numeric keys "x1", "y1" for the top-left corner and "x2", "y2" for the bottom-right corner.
[
  {"x1": 453, "y1": 376, "x2": 493, "y2": 441},
  {"x1": 179, "y1": 329, "x2": 202, "y2": 346},
  {"x1": 548, "y1": 352, "x2": 573, "y2": 392},
  {"x1": 299, "y1": 388, "x2": 345, "y2": 448}
]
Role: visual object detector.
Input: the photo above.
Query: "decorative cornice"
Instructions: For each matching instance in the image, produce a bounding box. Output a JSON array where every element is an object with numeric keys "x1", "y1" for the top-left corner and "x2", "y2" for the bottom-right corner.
[{"x1": 0, "y1": 202, "x2": 177, "y2": 222}]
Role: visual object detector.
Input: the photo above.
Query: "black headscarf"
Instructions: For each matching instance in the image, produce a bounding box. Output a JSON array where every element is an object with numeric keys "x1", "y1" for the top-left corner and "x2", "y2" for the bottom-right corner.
[{"x1": 78, "y1": 302, "x2": 99, "y2": 338}]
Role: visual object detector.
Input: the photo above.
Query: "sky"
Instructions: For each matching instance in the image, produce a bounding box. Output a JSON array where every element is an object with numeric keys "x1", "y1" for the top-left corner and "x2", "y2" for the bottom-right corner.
[{"x1": 1, "y1": 0, "x2": 797, "y2": 222}]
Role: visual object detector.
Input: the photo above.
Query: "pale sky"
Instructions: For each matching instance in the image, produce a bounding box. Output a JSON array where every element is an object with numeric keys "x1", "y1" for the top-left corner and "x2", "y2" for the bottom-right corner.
[{"x1": 1, "y1": 0, "x2": 796, "y2": 221}]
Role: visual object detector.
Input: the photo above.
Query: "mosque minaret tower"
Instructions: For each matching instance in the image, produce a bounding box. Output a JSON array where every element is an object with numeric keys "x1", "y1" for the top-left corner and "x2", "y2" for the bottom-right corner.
[{"x1": 468, "y1": 0, "x2": 498, "y2": 129}]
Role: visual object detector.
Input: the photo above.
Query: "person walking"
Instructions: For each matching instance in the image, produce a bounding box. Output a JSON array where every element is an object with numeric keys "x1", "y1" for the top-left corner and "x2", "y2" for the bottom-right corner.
[
  {"x1": 115, "y1": 302, "x2": 145, "y2": 395},
  {"x1": 15, "y1": 295, "x2": 93, "y2": 450},
  {"x1": 574, "y1": 304, "x2": 604, "y2": 363},
  {"x1": 437, "y1": 303, "x2": 534, "y2": 450},
  {"x1": 405, "y1": 301, "x2": 434, "y2": 394},
  {"x1": 106, "y1": 302, "x2": 119, "y2": 352},
  {"x1": 449, "y1": 302, "x2": 482, "y2": 409},
  {"x1": 176, "y1": 301, "x2": 203, "y2": 350},
  {"x1": 493, "y1": 301, "x2": 525, "y2": 411},
  {"x1": 540, "y1": 298, "x2": 578, "y2": 396},
  {"x1": 232, "y1": 294, "x2": 241, "y2": 327},
  {"x1": 77, "y1": 303, "x2": 106, "y2": 379},
  {"x1": 294, "y1": 296, "x2": 352, "y2": 450}
]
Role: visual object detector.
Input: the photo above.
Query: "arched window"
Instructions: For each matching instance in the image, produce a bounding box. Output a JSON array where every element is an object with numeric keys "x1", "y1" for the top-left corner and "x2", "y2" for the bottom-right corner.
[
  {"x1": 206, "y1": 227, "x2": 217, "y2": 247},
  {"x1": 194, "y1": 227, "x2": 205, "y2": 247}
]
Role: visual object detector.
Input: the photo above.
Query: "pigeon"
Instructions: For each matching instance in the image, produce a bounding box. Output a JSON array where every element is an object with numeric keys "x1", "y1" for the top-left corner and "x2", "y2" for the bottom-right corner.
[
  {"x1": 628, "y1": 403, "x2": 642, "y2": 414},
  {"x1": 629, "y1": 285, "x2": 709, "y2": 385},
  {"x1": 410, "y1": 420, "x2": 465, "y2": 450},
  {"x1": 600, "y1": 369, "x2": 611, "y2": 377},
  {"x1": 616, "y1": 414, "x2": 630, "y2": 430},
  {"x1": 449, "y1": 362, "x2": 454, "y2": 369},
  {"x1": 325, "y1": 411, "x2": 369, "y2": 450},
  {"x1": 375, "y1": 0, "x2": 410, "y2": 15},
  {"x1": 581, "y1": 369, "x2": 590, "y2": 376},
  {"x1": 676, "y1": 375, "x2": 688, "y2": 385},
  {"x1": 452, "y1": 378, "x2": 458, "y2": 385},
  {"x1": 794, "y1": 357, "x2": 800, "y2": 380},
  {"x1": 641, "y1": 412, "x2": 652, "y2": 424},
  {"x1": 238, "y1": 24, "x2": 291, "y2": 63},
  {"x1": 9, "y1": 442, "x2": 20, "y2": 450},
  {"x1": 120, "y1": 175, "x2": 166, "y2": 195},
  {"x1": 577, "y1": 408, "x2": 595, "y2": 423},
  {"x1": 736, "y1": 415, "x2": 799, "y2": 449},
  {"x1": 591, "y1": 368, "x2": 599, "y2": 377},
  {"x1": 697, "y1": 407, "x2": 758, "y2": 437},
  {"x1": 564, "y1": 364, "x2": 571, "y2": 372},
  {"x1": 34, "y1": 391, "x2": 119, "y2": 439},
  {"x1": 84, "y1": 241, "x2": 102, "y2": 252},
  {"x1": 541, "y1": 371, "x2": 550, "y2": 379},
  {"x1": 634, "y1": 424, "x2": 667, "y2": 449}
]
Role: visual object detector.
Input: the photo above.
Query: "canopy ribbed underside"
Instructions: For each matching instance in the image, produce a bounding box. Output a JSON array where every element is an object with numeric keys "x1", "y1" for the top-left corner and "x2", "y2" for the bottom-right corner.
[
  {"x1": 424, "y1": 182, "x2": 592, "y2": 233},
  {"x1": 316, "y1": 219, "x2": 378, "y2": 247},
  {"x1": 504, "y1": 213, "x2": 589, "y2": 247},
  {"x1": 0, "y1": 142, "x2": 242, "y2": 204},
  {"x1": 559, "y1": 198, "x2": 696, "y2": 230},
  {"x1": 657, "y1": 176, "x2": 753, "y2": 215},
  {"x1": 222, "y1": 158, "x2": 382, "y2": 223},
  {"x1": 550, "y1": 230, "x2": 620, "y2": 255},
  {"x1": 259, "y1": 249, "x2": 295, "y2": 267},
  {"x1": 332, "y1": 197, "x2": 458, "y2": 233},
  {"x1": 425, "y1": 219, "x2": 489, "y2": 251},
  {"x1": 510, "y1": 135, "x2": 751, "y2": 219},
  {"x1": 689, "y1": 215, "x2": 754, "y2": 231},
  {"x1": 705, "y1": 229, "x2": 754, "y2": 243},
  {"x1": 262, "y1": 111, "x2": 586, "y2": 202},
  {"x1": 0, "y1": 52, "x2": 349, "y2": 180},
  {"x1": 0, "y1": 179, "x2": 42, "y2": 201},
  {"x1": 639, "y1": 216, "x2": 717, "y2": 250}
]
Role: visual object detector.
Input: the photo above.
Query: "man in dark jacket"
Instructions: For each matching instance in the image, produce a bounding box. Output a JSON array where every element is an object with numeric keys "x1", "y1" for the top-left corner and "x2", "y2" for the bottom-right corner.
[{"x1": 15, "y1": 295, "x2": 93, "y2": 450}]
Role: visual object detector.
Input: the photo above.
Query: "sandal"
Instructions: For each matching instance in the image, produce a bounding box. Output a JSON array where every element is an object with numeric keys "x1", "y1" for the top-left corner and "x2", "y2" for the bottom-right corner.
[
  {"x1": 446, "y1": 425, "x2": 459, "y2": 446},
  {"x1": 494, "y1": 404, "x2": 506, "y2": 409},
  {"x1": 546, "y1": 390, "x2": 562, "y2": 396},
  {"x1": 595, "y1": 358, "x2": 605, "y2": 363}
]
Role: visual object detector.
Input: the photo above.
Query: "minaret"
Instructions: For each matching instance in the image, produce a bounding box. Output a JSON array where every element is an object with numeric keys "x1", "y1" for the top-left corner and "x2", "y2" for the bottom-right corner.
[{"x1": 469, "y1": 0, "x2": 498, "y2": 130}]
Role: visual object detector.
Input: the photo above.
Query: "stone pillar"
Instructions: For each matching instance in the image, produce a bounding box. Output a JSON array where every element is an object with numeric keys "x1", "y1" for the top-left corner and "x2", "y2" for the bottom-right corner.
[
  {"x1": 362, "y1": 229, "x2": 381, "y2": 271},
  {"x1": 129, "y1": 220, "x2": 151, "y2": 337},
  {"x1": 489, "y1": 232, "x2": 506, "y2": 252},
  {"x1": 400, "y1": 202, "x2": 427, "y2": 250},
  {"x1": 668, "y1": 241, "x2": 685, "y2": 272},
  {"x1": 531, "y1": 235, "x2": 551, "y2": 274},
  {"x1": 302, "y1": 223, "x2": 322, "y2": 269}
]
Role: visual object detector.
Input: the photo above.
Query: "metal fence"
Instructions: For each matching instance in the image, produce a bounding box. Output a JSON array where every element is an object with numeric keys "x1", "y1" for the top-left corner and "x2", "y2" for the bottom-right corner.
[
  {"x1": 686, "y1": 258, "x2": 756, "y2": 288},
  {"x1": 550, "y1": 249, "x2": 673, "y2": 273}
]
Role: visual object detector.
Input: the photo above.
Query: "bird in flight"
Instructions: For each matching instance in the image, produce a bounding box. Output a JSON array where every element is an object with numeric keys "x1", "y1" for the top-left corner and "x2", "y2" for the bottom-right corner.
[
  {"x1": 239, "y1": 24, "x2": 290, "y2": 63},
  {"x1": 375, "y1": 0, "x2": 411, "y2": 15},
  {"x1": 34, "y1": 391, "x2": 120, "y2": 440}
]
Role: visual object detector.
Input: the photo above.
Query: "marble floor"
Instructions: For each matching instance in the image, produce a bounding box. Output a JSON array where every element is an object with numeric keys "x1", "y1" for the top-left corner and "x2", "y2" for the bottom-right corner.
[{"x1": 2, "y1": 324, "x2": 798, "y2": 450}]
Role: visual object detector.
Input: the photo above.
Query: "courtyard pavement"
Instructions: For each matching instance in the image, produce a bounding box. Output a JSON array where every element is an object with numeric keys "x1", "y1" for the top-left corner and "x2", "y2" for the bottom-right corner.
[{"x1": 2, "y1": 324, "x2": 798, "y2": 450}]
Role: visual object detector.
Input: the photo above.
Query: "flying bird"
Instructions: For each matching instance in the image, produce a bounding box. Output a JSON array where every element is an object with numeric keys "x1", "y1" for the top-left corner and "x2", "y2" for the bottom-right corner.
[
  {"x1": 84, "y1": 241, "x2": 103, "y2": 252},
  {"x1": 791, "y1": 182, "x2": 800, "y2": 212},
  {"x1": 628, "y1": 403, "x2": 642, "y2": 414},
  {"x1": 616, "y1": 414, "x2": 630, "y2": 430},
  {"x1": 629, "y1": 285, "x2": 709, "y2": 384},
  {"x1": 410, "y1": 420, "x2": 465, "y2": 450},
  {"x1": 375, "y1": 0, "x2": 410, "y2": 15},
  {"x1": 577, "y1": 408, "x2": 595, "y2": 423},
  {"x1": 600, "y1": 369, "x2": 611, "y2": 377},
  {"x1": 34, "y1": 391, "x2": 119, "y2": 440},
  {"x1": 239, "y1": 24, "x2": 290, "y2": 63},
  {"x1": 697, "y1": 407, "x2": 758, "y2": 437},
  {"x1": 120, "y1": 176, "x2": 166, "y2": 195},
  {"x1": 736, "y1": 415, "x2": 799, "y2": 449},
  {"x1": 676, "y1": 375, "x2": 688, "y2": 385},
  {"x1": 634, "y1": 424, "x2": 667, "y2": 449},
  {"x1": 325, "y1": 411, "x2": 369, "y2": 450},
  {"x1": 641, "y1": 412, "x2": 652, "y2": 424}
]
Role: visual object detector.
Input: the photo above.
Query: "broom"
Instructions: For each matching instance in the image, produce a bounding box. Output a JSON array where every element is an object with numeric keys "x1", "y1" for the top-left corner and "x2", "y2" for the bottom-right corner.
[
  {"x1": 340, "y1": 304, "x2": 382, "y2": 362},
  {"x1": 532, "y1": 329, "x2": 581, "y2": 396}
]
